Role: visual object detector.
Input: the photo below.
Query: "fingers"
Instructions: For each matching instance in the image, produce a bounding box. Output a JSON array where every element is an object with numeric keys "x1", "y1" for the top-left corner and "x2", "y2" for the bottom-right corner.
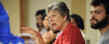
[
  {"x1": 22, "y1": 27, "x2": 31, "y2": 31},
  {"x1": 34, "y1": 32, "x2": 42, "y2": 38},
  {"x1": 21, "y1": 27, "x2": 39, "y2": 35},
  {"x1": 21, "y1": 27, "x2": 42, "y2": 38},
  {"x1": 22, "y1": 27, "x2": 34, "y2": 34}
]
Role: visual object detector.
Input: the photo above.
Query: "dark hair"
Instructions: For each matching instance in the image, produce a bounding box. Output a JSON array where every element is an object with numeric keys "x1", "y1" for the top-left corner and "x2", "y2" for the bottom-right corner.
[
  {"x1": 70, "y1": 14, "x2": 84, "y2": 30},
  {"x1": 47, "y1": 1, "x2": 69, "y2": 20},
  {"x1": 91, "y1": 0, "x2": 109, "y2": 15},
  {"x1": 35, "y1": 9, "x2": 46, "y2": 20},
  {"x1": 36, "y1": 23, "x2": 40, "y2": 31}
]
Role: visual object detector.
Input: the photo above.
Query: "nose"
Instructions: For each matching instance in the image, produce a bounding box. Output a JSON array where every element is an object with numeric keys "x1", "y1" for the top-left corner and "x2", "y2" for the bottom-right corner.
[
  {"x1": 48, "y1": 16, "x2": 53, "y2": 22},
  {"x1": 91, "y1": 12, "x2": 96, "y2": 18},
  {"x1": 48, "y1": 17, "x2": 54, "y2": 26},
  {"x1": 49, "y1": 19, "x2": 53, "y2": 23}
]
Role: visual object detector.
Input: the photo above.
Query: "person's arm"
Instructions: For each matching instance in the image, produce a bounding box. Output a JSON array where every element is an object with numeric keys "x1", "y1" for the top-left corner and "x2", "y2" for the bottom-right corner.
[
  {"x1": 34, "y1": 32, "x2": 45, "y2": 44},
  {"x1": 22, "y1": 27, "x2": 45, "y2": 44}
]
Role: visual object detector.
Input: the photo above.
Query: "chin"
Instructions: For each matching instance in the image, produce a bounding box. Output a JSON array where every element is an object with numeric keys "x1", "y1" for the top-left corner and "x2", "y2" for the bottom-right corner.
[
  {"x1": 53, "y1": 29, "x2": 60, "y2": 31},
  {"x1": 52, "y1": 27, "x2": 60, "y2": 31},
  {"x1": 52, "y1": 28, "x2": 57, "y2": 30}
]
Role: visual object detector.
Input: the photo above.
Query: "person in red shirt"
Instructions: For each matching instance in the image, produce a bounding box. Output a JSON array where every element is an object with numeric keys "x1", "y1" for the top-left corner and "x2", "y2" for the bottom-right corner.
[
  {"x1": 53, "y1": 22, "x2": 85, "y2": 44},
  {"x1": 47, "y1": 2, "x2": 85, "y2": 44},
  {"x1": 22, "y1": 1, "x2": 85, "y2": 44}
]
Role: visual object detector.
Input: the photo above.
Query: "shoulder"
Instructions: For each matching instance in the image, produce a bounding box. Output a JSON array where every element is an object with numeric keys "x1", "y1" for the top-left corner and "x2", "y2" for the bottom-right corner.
[
  {"x1": 98, "y1": 32, "x2": 109, "y2": 44},
  {"x1": 63, "y1": 22, "x2": 81, "y2": 34},
  {"x1": 99, "y1": 38, "x2": 109, "y2": 44},
  {"x1": 68, "y1": 22, "x2": 81, "y2": 34}
]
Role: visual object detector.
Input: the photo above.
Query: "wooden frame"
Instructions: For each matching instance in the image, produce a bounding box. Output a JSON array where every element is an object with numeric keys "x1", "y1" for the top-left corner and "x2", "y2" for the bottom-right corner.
[{"x1": 20, "y1": 0, "x2": 24, "y2": 33}]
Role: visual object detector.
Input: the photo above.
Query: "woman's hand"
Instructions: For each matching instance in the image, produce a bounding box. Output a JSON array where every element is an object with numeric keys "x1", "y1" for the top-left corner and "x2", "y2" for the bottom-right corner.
[
  {"x1": 42, "y1": 30, "x2": 56, "y2": 44},
  {"x1": 22, "y1": 27, "x2": 42, "y2": 38},
  {"x1": 22, "y1": 27, "x2": 45, "y2": 44},
  {"x1": 22, "y1": 27, "x2": 37, "y2": 34}
]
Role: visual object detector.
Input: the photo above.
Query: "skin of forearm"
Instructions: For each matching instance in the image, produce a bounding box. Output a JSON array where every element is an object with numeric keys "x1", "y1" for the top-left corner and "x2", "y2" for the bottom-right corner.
[{"x1": 36, "y1": 36, "x2": 45, "y2": 44}]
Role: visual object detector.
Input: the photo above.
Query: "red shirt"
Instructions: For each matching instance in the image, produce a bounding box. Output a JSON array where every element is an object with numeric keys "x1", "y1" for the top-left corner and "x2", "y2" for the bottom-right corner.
[{"x1": 53, "y1": 22, "x2": 85, "y2": 44}]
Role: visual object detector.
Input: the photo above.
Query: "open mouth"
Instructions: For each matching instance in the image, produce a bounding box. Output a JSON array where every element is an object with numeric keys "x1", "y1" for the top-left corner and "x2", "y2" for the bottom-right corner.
[
  {"x1": 90, "y1": 20, "x2": 97, "y2": 24},
  {"x1": 52, "y1": 23, "x2": 56, "y2": 26}
]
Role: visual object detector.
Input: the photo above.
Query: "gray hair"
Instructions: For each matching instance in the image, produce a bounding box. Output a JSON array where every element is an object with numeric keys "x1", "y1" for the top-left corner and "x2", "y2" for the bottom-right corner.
[{"x1": 47, "y1": 1, "x2": 69, "y2": 20}]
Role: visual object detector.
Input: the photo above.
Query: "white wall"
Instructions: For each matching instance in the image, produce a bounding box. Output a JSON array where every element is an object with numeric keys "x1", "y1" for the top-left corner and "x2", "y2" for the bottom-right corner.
[{"x1": 71, "y1": 0, "x2": 86, "y2": 33}]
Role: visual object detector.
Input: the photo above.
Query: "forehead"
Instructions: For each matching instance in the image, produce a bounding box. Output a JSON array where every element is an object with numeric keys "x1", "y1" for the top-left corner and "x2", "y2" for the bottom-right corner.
[
  {"x1": 36, "y1": 15, "x2": 42, "y2": 18},
  {"x1": 45, "y1": 16, "x2": 48, "y2": 19},
  {"x1": 47, "y1": 10, "x2": 59, "y2": 16},
  {"x1": 90, "y1": 5, "x2": 105, "y2": 11}
]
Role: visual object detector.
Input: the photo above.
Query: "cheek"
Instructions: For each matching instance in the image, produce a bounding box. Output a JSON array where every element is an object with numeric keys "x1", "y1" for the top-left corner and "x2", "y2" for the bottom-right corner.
[
  {"x1": 43, "y1": 21, "x2": 46, "y2": 26},
  {"x1": 55, "y1": 17, "x2": 63, "y2": 24},
  {"x1": 97, "y1": 12, "x2": 106, "y2": 21},
  {"x1": 57, "y1": 21, "x2": 63, "y2": 26},
  {"x1": 56, "y1": 18, "x2": 64, "y2": 29},
  {"x1": 51, "y1": 20, "x2": 62, "y2": 30},
  {"x1": 98, "y1": 16, "x2": 105, "y2": 22},
  {"x1": 45, "y1": 21, "x2": 47, "y2": 25}
]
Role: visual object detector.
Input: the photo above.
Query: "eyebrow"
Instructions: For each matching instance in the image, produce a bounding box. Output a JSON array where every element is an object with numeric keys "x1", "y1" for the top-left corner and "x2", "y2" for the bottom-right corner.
[
  {"x1": 91, "y1": 9, "x2": 103, "y2": 12},
  {"x1": 95, "y1": 9, "x2": 103, "y2": 11}
]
